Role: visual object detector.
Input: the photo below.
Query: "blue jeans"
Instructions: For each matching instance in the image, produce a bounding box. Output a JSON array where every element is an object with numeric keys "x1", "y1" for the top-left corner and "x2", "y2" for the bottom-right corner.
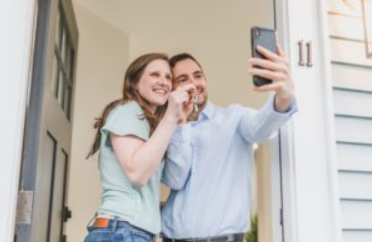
[{"x1": 84, "y1": 217, "x2": 155, "y2": 242}]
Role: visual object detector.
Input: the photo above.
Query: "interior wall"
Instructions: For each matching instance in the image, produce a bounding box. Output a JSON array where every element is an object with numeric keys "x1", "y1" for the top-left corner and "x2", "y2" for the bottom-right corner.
[
  {"x1": 66, "y1": 4, "x2": 130, "y2": 241},
  {"x1": 69, "y1": 1, "x2": 275, "y2": 241},
  {"x1": 256, "y1": 144, "x2": 274, "y2": 242},
  {"x1": 73, "y1": 0, "x2": 274, "y2": 108}
]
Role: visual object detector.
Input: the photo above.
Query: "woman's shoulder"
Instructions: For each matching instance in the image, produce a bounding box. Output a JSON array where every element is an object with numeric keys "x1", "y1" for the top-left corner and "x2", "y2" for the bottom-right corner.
[
  {"x1": 102, "y1": 100, "x2": 149, "y2": 138},
  {"x1": 114, "y1": 100, "x2": 142, "y2": 113},
  {"x1": 108, "y1": 100, "x2": 144, "y2": 119}
]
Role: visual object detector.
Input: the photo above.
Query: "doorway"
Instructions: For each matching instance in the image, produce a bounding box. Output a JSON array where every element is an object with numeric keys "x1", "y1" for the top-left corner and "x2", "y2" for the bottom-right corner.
[
  {"x1": 67, "y1": 0, "x2": 280, "y2": 242},
  {"x1": 17, "y1": 0, "x2": 284, "y2": 242}
]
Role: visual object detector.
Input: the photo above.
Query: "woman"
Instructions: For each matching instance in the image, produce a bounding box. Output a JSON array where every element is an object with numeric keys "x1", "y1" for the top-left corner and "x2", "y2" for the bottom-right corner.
[{"x1": 84, "y1": 53, "x2": 194, "y2": 242}]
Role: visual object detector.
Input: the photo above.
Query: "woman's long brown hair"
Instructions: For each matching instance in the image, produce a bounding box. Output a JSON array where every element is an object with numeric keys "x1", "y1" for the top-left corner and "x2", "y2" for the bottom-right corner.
[{"x1": 86, "y1": 53, "x2": 169, "y2": 158}]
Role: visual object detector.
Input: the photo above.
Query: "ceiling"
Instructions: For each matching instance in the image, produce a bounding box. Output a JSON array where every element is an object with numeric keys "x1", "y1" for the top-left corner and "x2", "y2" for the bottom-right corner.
[{"x1": 71, "y1": 0, "x2": 270, "y2": 35}]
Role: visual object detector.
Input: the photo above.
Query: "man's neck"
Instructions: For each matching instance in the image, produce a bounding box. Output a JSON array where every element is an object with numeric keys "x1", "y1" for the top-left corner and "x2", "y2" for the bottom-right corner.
[{"x1": 187, "y1": 101, "x2": 207, "y2": 121}]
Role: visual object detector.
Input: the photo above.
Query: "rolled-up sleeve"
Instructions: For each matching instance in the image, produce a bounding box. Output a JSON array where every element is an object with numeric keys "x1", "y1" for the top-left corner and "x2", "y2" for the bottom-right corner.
[
  {"x1": 238, "y1": 93, "x2": 297, "y2": 143},
  {"x1": 162, "y1": 125, "x2": 193, "y2": 190}
]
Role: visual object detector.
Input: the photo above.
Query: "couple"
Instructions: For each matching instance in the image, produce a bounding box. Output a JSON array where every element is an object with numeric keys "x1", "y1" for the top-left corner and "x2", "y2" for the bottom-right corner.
[{"x1": 84, "y1": 46, "x2": 297, "y2": 242}]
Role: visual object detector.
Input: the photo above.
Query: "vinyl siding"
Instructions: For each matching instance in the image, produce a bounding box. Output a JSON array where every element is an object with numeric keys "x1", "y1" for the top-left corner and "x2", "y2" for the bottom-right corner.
[{"x1": 328, "y1": 1, "x2": 372, "y2": 241}]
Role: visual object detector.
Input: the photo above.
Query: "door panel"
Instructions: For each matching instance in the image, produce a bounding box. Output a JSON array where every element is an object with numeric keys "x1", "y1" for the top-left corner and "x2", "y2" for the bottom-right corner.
[
  {"x1": 16, "y1": 0, "x2": 78, "y2": 242},
  {"x1": 48, "y1": 149, "x2": 69, "y2": 242},
  {"x1": 35, "y1": 133, "x2": 57, "y2": 242}
]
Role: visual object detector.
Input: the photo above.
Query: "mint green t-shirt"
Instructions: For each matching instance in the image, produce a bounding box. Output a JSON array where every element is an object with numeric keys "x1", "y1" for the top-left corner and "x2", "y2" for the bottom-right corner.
[{"x1": 97, "y1": 101, "x2": 164, "y2": 234}]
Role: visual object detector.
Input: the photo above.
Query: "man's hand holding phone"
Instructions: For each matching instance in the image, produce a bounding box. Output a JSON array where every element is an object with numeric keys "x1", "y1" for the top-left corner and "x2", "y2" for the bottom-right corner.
[{"x1": 249, "y1": 27, "x2": 296, "y2": 112}]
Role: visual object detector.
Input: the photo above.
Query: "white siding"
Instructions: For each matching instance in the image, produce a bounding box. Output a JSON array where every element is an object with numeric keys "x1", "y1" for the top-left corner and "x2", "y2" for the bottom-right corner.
[
  {"x1": 340, "y1": 200, "x2": 372, "y2": 229},
  {"x1": 343, "y1": 231, "x2": 372, "y2": 242},
  {"x1": 328, "y1": 0, "x2": 372, "y2": 241},
  {"x1": 337, "y1": 143, "x2": 372, "y2": 171},
  {"x1": 333, "y1": 89, "x2": 372, "y2": 117},
  {"x1": 339, "y1": 171, "x2": 372, "y2": 199},
  {"x1": 332, "y1": 64, "x2": 372, "y2": 92},
  {"x1": 335, "y1": 116, "x2": 372, "y2": 144},
  {"x1": 328, "y1": 15, "x2": 364, "y2": 40}
]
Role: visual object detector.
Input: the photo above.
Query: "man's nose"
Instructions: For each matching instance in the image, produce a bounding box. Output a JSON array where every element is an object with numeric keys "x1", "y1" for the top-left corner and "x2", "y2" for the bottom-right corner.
[{"x1": 189, "y1": 77, "x2": 198, "y2": 85}]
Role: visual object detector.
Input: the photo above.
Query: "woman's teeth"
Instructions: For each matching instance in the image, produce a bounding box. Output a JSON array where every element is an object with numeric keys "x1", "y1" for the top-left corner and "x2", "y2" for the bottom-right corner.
[{"x1": 154, "y1": 89, "x2": 166, "y2": 95}]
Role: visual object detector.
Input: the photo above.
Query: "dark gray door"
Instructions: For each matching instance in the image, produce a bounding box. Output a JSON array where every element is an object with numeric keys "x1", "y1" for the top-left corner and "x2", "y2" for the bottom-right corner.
[{"x1": 15, "y1": 0, "x2": 78, "y2": 242}]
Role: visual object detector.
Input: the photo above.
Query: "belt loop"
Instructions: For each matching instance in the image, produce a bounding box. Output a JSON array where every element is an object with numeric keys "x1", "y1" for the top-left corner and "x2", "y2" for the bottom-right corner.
[{"x1": 112, "y1": 216, "x2": 119, "y2": 232}]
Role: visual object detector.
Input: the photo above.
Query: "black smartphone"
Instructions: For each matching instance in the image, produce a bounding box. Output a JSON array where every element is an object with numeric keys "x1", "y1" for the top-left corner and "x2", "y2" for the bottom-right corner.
[{"x1": 251, "y1": 26, "x2": 278, "y2": 87}]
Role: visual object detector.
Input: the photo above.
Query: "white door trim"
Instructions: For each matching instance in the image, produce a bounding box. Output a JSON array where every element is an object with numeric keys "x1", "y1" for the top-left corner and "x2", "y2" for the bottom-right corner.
[
  {"x1": 274, "y1": 0, "x2": 342, "y2": 241},
  {"x1": 271, "y1": 0, "x2": 299, "y2": 241},
  {"x1": 0, "y1": 1, "x2": 38, "y2": 241},
  {"x1": 316, "y1": 0, "x2": 343, "y2": 241}
]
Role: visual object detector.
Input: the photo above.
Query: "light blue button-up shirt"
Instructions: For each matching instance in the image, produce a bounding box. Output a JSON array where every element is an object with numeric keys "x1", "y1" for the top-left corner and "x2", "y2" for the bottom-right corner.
[{"x1": 161, "y1": 95, "x2": 297, "y2": 238}]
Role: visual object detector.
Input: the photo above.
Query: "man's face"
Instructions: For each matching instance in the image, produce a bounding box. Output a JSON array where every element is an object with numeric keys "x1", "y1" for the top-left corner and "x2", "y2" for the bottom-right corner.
[{"x1": 172, "y1": 58, "x2": 208, "y2": 106}]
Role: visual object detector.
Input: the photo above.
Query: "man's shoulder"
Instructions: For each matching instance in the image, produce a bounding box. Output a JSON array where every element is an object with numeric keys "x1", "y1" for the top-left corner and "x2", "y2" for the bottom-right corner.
[{"x1": 215, "y1": 103, "x2": 255, "y2": 114}]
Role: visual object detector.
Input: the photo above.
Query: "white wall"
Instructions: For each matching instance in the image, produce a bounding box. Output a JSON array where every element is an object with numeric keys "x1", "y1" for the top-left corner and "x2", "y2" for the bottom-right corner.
[
  {"x1": 66, "y1": 4, "x2": 130, "y2": 241},
  {"x1": 256, "y1": 144, "x2": 274, "y2": 242},
  {"x1": 73, "y1": 0, "x2": 274, "y2": 108},
  {"x1": 0, "y1": 1, "x2": 37, "y2": 242}
]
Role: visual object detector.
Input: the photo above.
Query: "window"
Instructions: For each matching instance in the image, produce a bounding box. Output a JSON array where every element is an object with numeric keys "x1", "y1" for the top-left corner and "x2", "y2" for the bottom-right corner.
[{"x1": 52, "y1": 6, "x2": 75, "y2": 120}]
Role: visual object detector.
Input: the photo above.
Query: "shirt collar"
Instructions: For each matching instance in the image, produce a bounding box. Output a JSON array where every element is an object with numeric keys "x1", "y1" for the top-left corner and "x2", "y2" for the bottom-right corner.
[{"x1": 199, "y1": 101, "x2": 215, "y2": 120}]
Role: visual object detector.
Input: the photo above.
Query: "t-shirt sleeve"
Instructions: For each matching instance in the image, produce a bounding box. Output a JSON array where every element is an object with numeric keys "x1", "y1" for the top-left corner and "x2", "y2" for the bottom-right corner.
[{"x1": 101, "y1": 103, "x2": 150, "y2": 144}]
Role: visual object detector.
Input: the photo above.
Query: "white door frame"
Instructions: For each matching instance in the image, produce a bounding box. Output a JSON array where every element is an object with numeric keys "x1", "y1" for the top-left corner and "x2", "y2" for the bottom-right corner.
[
  {"x1": 0, "y1": 1, "x2": 38, "y2": 242},
  {"x1": 0, "y1": 0, "x2": 344, "y2": 242},
  {"x1": 272, "y1": 0, "x2": 343, "y2": 242}
]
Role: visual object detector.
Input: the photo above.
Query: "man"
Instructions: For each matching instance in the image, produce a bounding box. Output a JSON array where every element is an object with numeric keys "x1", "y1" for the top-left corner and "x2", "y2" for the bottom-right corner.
[{"x1": 161, "y1": 45, "x2": 297, "y2": 241}]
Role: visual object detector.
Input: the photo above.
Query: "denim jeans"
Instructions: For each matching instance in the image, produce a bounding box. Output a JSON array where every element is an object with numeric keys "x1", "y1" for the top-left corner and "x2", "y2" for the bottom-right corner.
[{"x1": 84, "y1": 217, "x2": 155, "y2": 242}]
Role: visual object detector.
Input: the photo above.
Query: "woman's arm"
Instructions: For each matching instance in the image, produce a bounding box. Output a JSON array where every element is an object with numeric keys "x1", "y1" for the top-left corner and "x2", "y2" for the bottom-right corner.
[{"x1": 111, "y1": 85, "x2": 195, "y2": 188}]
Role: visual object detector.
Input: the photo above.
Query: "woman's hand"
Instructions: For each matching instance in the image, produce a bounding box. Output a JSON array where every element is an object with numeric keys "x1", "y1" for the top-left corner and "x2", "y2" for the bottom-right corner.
[{"x1": 165, "y1": 84, "x2": 196, "y2": 124}]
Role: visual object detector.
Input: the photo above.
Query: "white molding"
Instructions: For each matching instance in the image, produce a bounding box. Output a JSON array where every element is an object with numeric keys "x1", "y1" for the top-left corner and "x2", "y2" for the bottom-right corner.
[
  {"x1": 271, "y1": 125, "x2": 299, "y2": 242},
  {"x1": 269, "y1": 137, "x2": 282, "y2": 242},
  {"x1": 274, "y1": 0, "x2": 341, "y2": 242},
  {"x1": 273, "y1": 0, "x2": 300, "y2": 241},
  {"x1": 0, "y1": 1, "x2": 37, "y2": 241},
  {"x1": 317, "y1": 0, "x2": 343, "y2": 241}
]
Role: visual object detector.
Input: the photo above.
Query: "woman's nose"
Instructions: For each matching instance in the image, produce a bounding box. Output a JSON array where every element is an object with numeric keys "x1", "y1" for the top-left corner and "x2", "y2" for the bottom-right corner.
[{"x1": 160, "y1": 76, "x2": 170, "y2": 86}]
